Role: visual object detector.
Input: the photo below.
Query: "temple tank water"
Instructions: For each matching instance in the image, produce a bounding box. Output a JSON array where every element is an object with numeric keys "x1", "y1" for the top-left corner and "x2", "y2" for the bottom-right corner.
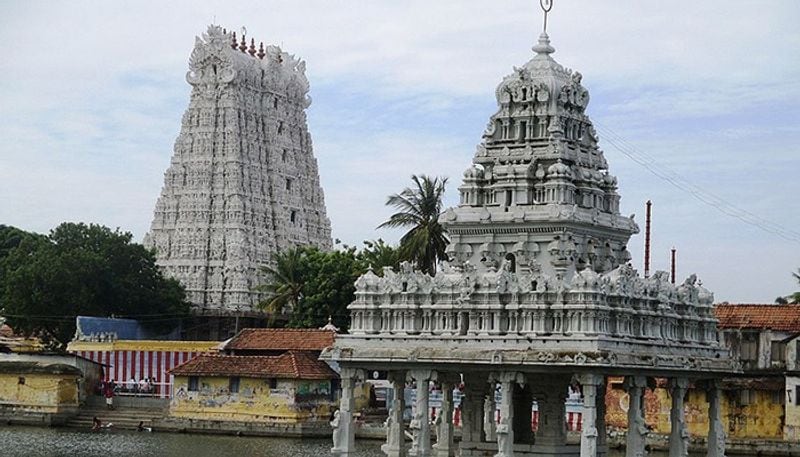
[{"x1": 0, "y1": 425, "x2": 716, "y2": 457}]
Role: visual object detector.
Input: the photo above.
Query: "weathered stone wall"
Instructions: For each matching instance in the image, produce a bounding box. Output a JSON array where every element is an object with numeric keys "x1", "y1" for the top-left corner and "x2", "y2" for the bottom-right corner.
[
  {"x1": 169, "y1": 375, "x2": 333, "y2": 422},
  {"x1": 606, "y1": 381, "x2": 784, "y2": 440},
  {"x1": 0, "y1": 372, "x2": 80, "y2": 425}
]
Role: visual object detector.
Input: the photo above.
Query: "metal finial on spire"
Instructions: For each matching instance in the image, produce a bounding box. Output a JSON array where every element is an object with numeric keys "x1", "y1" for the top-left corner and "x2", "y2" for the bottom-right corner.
[{"x1": 540, "y1": 0, "x2": 553, "y2": 33}]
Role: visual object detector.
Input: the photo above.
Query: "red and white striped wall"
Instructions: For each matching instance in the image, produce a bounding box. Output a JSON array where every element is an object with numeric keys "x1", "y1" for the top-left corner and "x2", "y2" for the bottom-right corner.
[{"x1": 67, "y1": 340, "x2": 220, "y2": 399}]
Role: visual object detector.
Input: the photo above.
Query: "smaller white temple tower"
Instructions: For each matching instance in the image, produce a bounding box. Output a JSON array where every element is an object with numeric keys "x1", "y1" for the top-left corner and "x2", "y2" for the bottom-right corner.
[{"x1": 323, "y1": 5, "x2": 736, "y2": 457}]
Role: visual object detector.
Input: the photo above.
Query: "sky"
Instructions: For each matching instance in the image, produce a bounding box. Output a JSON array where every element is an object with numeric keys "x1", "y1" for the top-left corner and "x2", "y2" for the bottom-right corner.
[{"x1": 1, "y1": 1, "x2": 799, "y2": 303}]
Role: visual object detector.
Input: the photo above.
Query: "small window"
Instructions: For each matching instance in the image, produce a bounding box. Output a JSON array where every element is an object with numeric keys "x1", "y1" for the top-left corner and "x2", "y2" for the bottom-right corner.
[
  {"x1": 796, "y1": 386, "x2": 800, "y2": 406},
  {"x1": 188, "y1": 376, "x2": 199, "y2": 392},
  {"x1": 229, "y1": 377, "x2": 240, "y2": 394},
  {"x1": 269, "y1": 378, "x2": 278, "y2": 389},
  {"x1": 740, "y1": 334, "x2": 758, "y2": 362},
  {"x1": 796, "y1": 340, "x2": 800, "y2": 364},
  {"x1": 739, "y1": 389, "x2": 753, "y2": 406},
  {"x1": 285, "y1": 178, "x2": 292, "y2": 192},
  {"x1": 290, "y1": 210, "x2": 297, "y2": 223},
  {"x1": 273, "y1": 98, "x2": 278, "y2": 109},
  {"x1": 282, "y1": 149, "x2": 288, "y2": 162},
  {"x1": 773, "y1": 390, "x2": 786, "y2": 405},
  {"x1": 18, "y1": 377, "x2": 25, "y2": 385},
  {"x1": 277, "y1": 121, "x2": 284, "y2": 134},
  {"x1": 772, "y1": 341, "x2": 786, "y2": 362}
]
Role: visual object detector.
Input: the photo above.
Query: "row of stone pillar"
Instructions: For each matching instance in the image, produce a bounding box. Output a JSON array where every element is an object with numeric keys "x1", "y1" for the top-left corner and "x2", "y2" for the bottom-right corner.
[
  {"x1": 331, "y1": 369, "x2": 726, "y2": 457},
  {"x1": 621, "y1": 376, "x2": 725, "y2": 457}
]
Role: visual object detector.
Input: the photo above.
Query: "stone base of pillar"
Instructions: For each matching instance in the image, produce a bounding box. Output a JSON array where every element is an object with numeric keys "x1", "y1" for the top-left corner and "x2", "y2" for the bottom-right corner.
[
  {"x1": 432, "y1": 447, "x2": 454, "y2": 457},
  {"x1": 459, "y1": 440, "x2": 497, "y2": 457},
  {"x1": 381, "y1": 444, "x2": 405, "y2": 457},
  {"x1": 459, "y1": 442, "x2": 580, "y2": 457}
]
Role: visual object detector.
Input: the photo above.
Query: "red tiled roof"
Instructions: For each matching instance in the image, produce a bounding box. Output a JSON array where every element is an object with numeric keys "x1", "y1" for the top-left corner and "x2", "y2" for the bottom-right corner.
[
  {"x1": 715, "y1": 303, "x2": 800, "y2": 332},
  {"x1": 225, "y1": 328, "x2": 336, "y2": 351},
  {"x1": 169, "y1": 351, "x2": 337, "y2": 380}
]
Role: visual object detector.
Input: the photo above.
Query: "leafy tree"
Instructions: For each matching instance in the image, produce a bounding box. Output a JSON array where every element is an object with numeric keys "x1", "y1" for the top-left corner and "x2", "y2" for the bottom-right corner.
[
  {"x1": 289, "y1": 247, "x2": 364, "y2": 330},
  {"x1": 378, "y1": 175, "x2": 450, "y2": 276},
  {"x1": 0, "y1": 223, "x2": 189, "y2": 349},
  {"x1": 356, "y1": 239, "x2": 401, "y2": 276},
  {"x1": 257, "y1": 246, "x2": 366, "y2": 331},
  {"x1": 0, "y1": 225, "x2": 47, "y2": 281},
  {"x1": 256, "y1": 240, "x2": 407, "y2": 331}
]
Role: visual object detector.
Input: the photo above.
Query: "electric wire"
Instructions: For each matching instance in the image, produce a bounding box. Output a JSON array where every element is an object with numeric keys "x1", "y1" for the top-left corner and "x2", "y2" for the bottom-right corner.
[{"x1": 595, "y1": 122, "x2": 800, "y2": 244}]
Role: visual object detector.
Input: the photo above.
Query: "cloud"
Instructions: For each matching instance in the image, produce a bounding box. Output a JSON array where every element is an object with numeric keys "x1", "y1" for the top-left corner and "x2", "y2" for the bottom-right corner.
[{"x1": 1, "y1": 0, "x2": 799, "y2": 302}]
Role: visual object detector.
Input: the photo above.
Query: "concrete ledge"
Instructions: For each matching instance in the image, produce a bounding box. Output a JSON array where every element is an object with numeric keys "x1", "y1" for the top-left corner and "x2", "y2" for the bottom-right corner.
[
  {"x1": 0, "y1": 409, "x2": 77, "y2": 427},
  {"x1": 607, "y1": 433, "x2": 800, "y2": 457},
  {"x1": 153, "y1": 417, "x2": 332, "y2": 438}
]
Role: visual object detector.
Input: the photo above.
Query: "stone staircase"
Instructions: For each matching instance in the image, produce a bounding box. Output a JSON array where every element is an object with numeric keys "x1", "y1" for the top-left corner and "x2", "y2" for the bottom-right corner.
[{"x1": 65, "y1": 396, "x2": 168, "y2": 431}]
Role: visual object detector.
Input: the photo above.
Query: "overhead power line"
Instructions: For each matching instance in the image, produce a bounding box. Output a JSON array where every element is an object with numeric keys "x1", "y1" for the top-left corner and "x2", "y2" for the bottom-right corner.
[{"x1": 595, "y1": 122, "x2": 800, "y2": 244}]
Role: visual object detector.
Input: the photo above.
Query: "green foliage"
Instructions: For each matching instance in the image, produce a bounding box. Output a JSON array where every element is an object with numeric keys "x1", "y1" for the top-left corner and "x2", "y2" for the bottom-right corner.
[
  {"x1": 255, "y1": 248, "x2": 306, "y2": 316},
  {"x1": 0, "y1": 223, "x2": 189, "y2": 349},
  {"x1": 356, "y1": 239, "x2": 401, "y2": 276},
  {"x1": 378, "y1": 175, "x2": 450, "y2": 276},
  {"x1": 788, "y1": 268, "x2": 800, "y2": 304},
  {"x1": 256, "y1": 240, "x2": 402, "y2": 331},
  {"x1": 289, "y1": 247, "x2": 364, "y2": 330}
]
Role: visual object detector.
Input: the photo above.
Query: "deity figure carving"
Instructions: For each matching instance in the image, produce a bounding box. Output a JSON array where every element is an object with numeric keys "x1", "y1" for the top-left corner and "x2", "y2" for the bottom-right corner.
[{"x1": 330, "y1": 409, "x2": 342, "y2": 450}]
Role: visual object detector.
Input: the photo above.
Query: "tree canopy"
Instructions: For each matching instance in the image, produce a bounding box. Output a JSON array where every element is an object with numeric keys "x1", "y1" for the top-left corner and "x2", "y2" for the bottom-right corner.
[
  {"x1": 256, "y1": 240, "x2": 401, "y2": 331},
  {"x1": 0, "y1": 223, "x2": 189, "y2": 349},
  {"x1": 378, "y1": 175, "x2": 450, "y2": 276}
]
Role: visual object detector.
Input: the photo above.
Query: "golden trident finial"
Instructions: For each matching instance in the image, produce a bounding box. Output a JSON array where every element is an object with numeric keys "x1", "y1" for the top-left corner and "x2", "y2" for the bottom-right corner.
[{"x1": 540, "y1": 0, "x2": 554, "y2": 33}]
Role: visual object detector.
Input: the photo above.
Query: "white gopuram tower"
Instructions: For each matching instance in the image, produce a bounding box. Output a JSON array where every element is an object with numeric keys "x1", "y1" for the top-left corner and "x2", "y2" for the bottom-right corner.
[{"x1": 145, "y1": 26, "x2": 332, "y2": 333}]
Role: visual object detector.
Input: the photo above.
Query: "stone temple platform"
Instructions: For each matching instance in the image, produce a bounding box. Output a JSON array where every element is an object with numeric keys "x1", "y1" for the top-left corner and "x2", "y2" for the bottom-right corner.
[{"x1": 322, "y1": 19, "x2": 737, "y2": 457}]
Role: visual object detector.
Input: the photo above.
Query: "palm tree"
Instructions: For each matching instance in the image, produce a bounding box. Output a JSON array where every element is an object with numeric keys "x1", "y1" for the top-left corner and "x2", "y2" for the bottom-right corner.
[
  {"x1": 256, "y1": 247, "x2": 306, "y2": 316},
  {"x1": 378, "y1": 175, "x2": 449, "y2": 276},
  {"x1": 789, "y1": 268, "x2": 800, "y2": 304}
]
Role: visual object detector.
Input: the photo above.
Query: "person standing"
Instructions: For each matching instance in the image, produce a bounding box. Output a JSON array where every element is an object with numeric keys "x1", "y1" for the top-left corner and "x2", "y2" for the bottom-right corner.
[{"x1": 104, "y1": 382, "x2": 115, "y2": 410}]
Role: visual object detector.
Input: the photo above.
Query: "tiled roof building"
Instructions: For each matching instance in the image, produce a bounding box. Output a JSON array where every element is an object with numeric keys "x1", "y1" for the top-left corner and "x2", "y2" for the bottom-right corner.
[
  {"x1": 715, "y1": 303, "x2": 800, "y2": 332},
  {"x1": 170, "y1": 351, "x2": 337, "y2": 380},
  {"x1": 223, "y1": 328, "x2": 336, "y2": 355}
]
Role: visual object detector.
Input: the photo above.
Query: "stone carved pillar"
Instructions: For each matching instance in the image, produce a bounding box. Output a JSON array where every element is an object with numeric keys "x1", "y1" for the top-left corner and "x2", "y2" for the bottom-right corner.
[
  {"x1": 484, "y1": 391, "x2": 497, "y2": 442},
  {"x1": 535, "y1": 375, "x2": 569, "y2": 446},
  {"x1": 624, "y1": 376, "x2": 648, "y2": 457},
  {"x1": 408, "y1": 370, "x2": 437, "y2": 457},
  {"x1": 597, "y1": 377, "x2": 608, "y2": 457},
  {"x1": 492, "y1": 372, "x2": 523, "y2": 457},
  {"x1": 461, "y1": 373, "x2": 488, "y2": 445},
  {"x1": 382, "y1": 371, "x2": 407, "y2": 457},
  {"x1": 513, "y1": 384, "x2": 534, "y2": 444},
  {"x1": 433, "y1": 374, "x2": 459, "y2": 457},
  {"x1": 579, "y1": 374, "x2": 604, "y2": 457},
  {"x1": 332, "y1": 368, "x2": 362, "y2": 457},
  {"x1": 706, "y1": 381, "x2": 725, "y2": 457},
  {"x1": 668, "y1": 378, "x2": 689, "y2": 457}
]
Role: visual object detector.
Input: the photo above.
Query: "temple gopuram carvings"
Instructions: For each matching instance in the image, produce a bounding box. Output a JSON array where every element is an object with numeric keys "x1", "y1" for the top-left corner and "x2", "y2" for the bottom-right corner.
[{"x1": 145, "y1": 26, "x2": 332, "y2": 320}]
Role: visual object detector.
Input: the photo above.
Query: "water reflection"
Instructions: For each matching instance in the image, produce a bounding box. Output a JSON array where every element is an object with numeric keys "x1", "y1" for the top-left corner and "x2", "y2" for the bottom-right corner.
[
  {"x1": 0, "y1": 426, "x2": 706, "y2": 457},
  {"x1": 0, "y1": 426, "x2": 382, "y2": 457}
]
